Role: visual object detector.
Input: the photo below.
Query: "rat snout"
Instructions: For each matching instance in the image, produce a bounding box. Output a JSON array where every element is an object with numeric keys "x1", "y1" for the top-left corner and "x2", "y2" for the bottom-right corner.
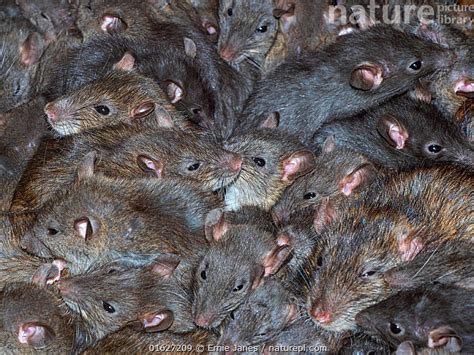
[
  {"x1": 44, "y1": 102, "x2": 61, "y2": 123},
  {"x1": 57, "y1": 279, "x2": 80, "y2": 300},
  {"x1": 309, "y1": 302, "x2": 332, "y2": 325},
  {"x1": 219, "y1": 45, "x2": 238, "y2": 62},
  {"x1": 194, "y1": 313, "x2": 214, "y2": 328},
  {"x1": 223, "y1": 153, "x2": 242, "y2": 174}
]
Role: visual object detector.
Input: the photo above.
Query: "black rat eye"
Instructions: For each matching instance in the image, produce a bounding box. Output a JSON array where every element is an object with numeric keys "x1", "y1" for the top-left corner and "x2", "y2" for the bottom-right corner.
[
  {"x1": 227, "y1": 8, "x2": 233, "y2": 16},
  {"x1": 252, "y1": 157, "x2": 266, "y2": 167},
  {"x1": 230, "y1": 311, "x2": 235, "y2": 320},
  {"x1": 102, "y1": 301, "x2": 115, "y2": 313},
  {"x1": 47, "y1": 228, "x2": 59, "y2": 236},
  {"x1": 192, "y1": 107, "x2": 201, "y2": 115},
  {"x1": 427, "y1": 144, "x2": 443, "y2": 154},
  {"x1": 409, "y1": 60, "x2": 422, "y2": 71},
  {"x1": 188, "y1": 162, "x2": 201, "y2": 171},
  {"x1": 200, "y1": 270, "x2": 207, "y2": 280},
  {"x1": 389, "y1": 322, "x2": 403, "y2": 335},
  {"x1": 304, "y1": 192, "x2": 316, "y2": 200},
  {"x1": 232, "y1": 284, "x2": 244, "y2": 292},
  {"x1": 360, "y1": 270, "x2": 377, "y2": 278},
  {"x1": 94, "y1": 105, "x2": 110, "y2": 115},
  {"x1": 316, "y1": 256, "x2": 323, "y2": 267},
  {"x1": 256, "y1": 25, "x2": 268, "y2": 33}
]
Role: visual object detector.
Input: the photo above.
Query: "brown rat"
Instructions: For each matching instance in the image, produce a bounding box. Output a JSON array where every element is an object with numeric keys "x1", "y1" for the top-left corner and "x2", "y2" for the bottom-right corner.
[
  {"x1": 192, "y1": 208, "x2": 291, "y2": 330},
  {"x1": 355, "y1": 285, "x2": 474, "y2": 352},
  {"x1": 240, "y1": 25, "x2": 455, "y2": 141},
  {"x1": 218, "y1": 278, "x2": 298, "y2": 347},
  {"x1": 223, "y1": 124, "x2": 315, "y2": 211}
]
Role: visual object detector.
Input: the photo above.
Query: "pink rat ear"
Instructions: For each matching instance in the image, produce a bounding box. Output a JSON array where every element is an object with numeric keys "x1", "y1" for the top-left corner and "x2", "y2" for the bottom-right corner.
[
  {"x1": 136, "y1": 155, "x2": 164, "y2": 178},
  {"x1": 150, "y1": 254, "x2": 181, "y2": 278},
  {"x1": 313, "y1": 198, "x2": 338, "y2": 234},
  {"x1": 77, "y1": 151, "x2": 97, "y2": 181},
  {"x1": 31, "y1": 261, "x2": 64, "y2": 286},
  {"x1": 322, "y1": 135, "x2": 336, "y2": 154},
  {"x1": 100, "y1": 14, "x2": 128, "y2": 34},
  {"x1": 428, "y1": 326, "x2": 462, "y2": 352},
  {"x1": 350, "y1": 62, "x2": 384, "y2": 91},
  {"x1": 130, "y1": 102, "x2": 174, "y2": 128},
  {"x1": 20, "y1": 32, "x2": 46, "y2": 66},
  {"x1": 18, "y1": 322, "x2": 55, "y2": 348},
  {"x1": 285, "y1": 303, "x2": 299, "y2": 324},
  {"x1": 395, "y1": 225, "x2": 425, "y2": 262},
  {"x1": 281, "y1": 150, "x2": 315, "y2": 182},
  {"x1": 454, "y1": 78, "x2": 474, "y2": 99},
  {"x1": 142, "y1": 310, "x2": 174, "y2": 333},
  {"x1": 262, "y1": 239, "x2": 291, "y2": 277},
  {"x1": 204, "y1": 209, "x2": 228, "y2": 243},
  {"x1": 113, "y1": 52, "x2": 135, "y2": 71},
  {"x1": 166, "y1": 81, "x2": 185, "y2": 104},
  {"x1": 396, "y1": 341, "x2": 417, "y2": 355},
  {"x1": 339, "y1": 163, "x2": 377, "y2": 196},
  {"x1": 259, "y1": 112, "x2": 280, "y2": 129},
  {"x1": 376, "y1": 116, "x2": 409, "y2": 150},
  {"x1": 74, "y1": 217, "x2": 93, "y2": 241},
  {"x1": 183, "y1": 37, "x2": 197, "y2": 58}
]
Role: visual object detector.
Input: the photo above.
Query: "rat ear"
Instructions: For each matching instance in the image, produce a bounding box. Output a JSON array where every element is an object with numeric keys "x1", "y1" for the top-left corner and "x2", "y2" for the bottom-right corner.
[
  {"x1": 313, "y1": 198, "x2": 338, "y2": 234},
  {"x1": 74, "y1": 217, "x2": 93, "y2": 241},
  {"x1": 150, "y1": 254, "x2": 180, "y2": 278},
  {"x1": 350, "y1": 62, "x2": 383, "y2": 91},
  {"x1": 259, "y1": 112, "x2": 280, "y2": 129},
  {"x1": 395, "y1": 225, "x2": 425, "y2": 262},
  {"x1": 113, "y1": 52, "x2": 135, "y2": 71},
  {"x1": 183, "y1": 37, "x2": 197, "y2": 58},
  {"x1": 262, "y1": 241, "x2": 291, "y2": 277},
  {"x1": 339, "y1": 163, "x2": 376, "y2": 196},
  {"x1": 454, "y1": 78, "x2": 474, "y2": 99},
  {"x1": 428, "y1": 326, "x2": 462, "y2": 352},
  {"x1": 77, "y1": 151, "x2": 97, "y2": 181},
  {"x1": 100, "y1": 14, "x2": 128, "y2": 34},
  {"x1": 412, "y1": 83, "x2": 432, "y2": 103},
  {"x1": 396, "y1": 341, "x2": 416, "y2": 355},
  {"x1": 20, "y1": 32, "x2": 46, "y2": 66},
  {"x1": 131, "y1": 102, "x2": 155, "y2": 119},
  {"x1": 285, "y1": 303, "x2": 299, "y2": 324},
  {"x1": 166, "y1": 81, "x2": 184, "y2": 104},
  {"x1": 204, "y1": 209, "x2": 228, "y2": 242},
  {"x1": 322, "y1": 135, "x2": 336, "y2": 154},
  {"x1": 281, "y1": 150, "x2": 315, "y2": 182},
  {"x1": 31, "y1": 262, "x2": 63, "y2": 286},
  {"x1": 153, "y1": 106, "x2": 174, "y2": 128},
  {"x1": 137, "y1": 154, "x2": 164, "y2": 178},
  {"x1": 376, "y1": 116, "x2": 409, "y2": 150},
  {"x1": 142, "y1": 310, "x2": 174, "y2": 333},
  {"x1": 251, "y1": 264, "x2": 265, "y2": 290},
  {"x1": 273, "y1": 4, "x2": 296, "y2": 33},
  {"x1": 18, "y1": 322, "x2": 55, "y2": 348}
]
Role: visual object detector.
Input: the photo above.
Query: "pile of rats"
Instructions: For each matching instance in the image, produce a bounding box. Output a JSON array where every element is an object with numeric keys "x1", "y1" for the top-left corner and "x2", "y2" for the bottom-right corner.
[{"x1": 0, "y1": 0, "x2": 473, "y2": 353}]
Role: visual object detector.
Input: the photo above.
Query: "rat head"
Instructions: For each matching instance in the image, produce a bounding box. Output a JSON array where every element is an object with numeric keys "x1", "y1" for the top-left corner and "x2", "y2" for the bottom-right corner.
[
  {"x1": 57, "y1": 257, "x2": 177, "y2": 345},
  {"x1": 224, "y1": 122, "x2": 315, "y2": 211},
  {"x1": 374, "y1": 99, "x2": 474, "y2": 168},
  {"x1": 0, "y1": 20, "x2": 47, "y2": 112},
  {"x1": 219, "y1": 279, "x2": 298, "y2": 347},
  {"x1": 44, "y1": 53, "x2": 177, "y2": 136},
  {"x1": 346, "y1": 25, "x2": 454, "y2": 94},
  {"x1": 192, "y1": 209, "x2": 291, "y2": 329},
  {"x1": 217, "y1": 0, "x2": 278, "y2": 70},
  {"x1": 304, "y1": 210, "x2": 426, "y2": 333},
  {"x1": 3, "y1": 282, "x2": 73, "y2": 350},
  {"x1": 272, "y1": 137, "x2": 377, "y2": 226}
]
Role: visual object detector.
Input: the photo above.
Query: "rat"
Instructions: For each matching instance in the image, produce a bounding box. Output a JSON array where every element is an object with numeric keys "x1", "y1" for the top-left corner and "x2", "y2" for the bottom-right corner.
[
  {"x1": 339, "y1": 332, "x2": 391, "y2": 355},
  {"x1": 185, "y1": 0, "x2": 219, "y2": 42},
  {"x1": 223, "y1": 123, "x2": 316, "y2": 211},
  {"x1": 192, "y1": 208, "x2": 291, "y2": 330},
  {"x1": 299, "y1": 206, "x2": 438, "y2": 334},
  {"x1": 218, "y1": 278, "x2": 298, "y2": 347},
  {"x1": 43, "y1": 52, "x2": 191, "y2": 136},
  {"x1": 239, "y1": 24, "x2": 455, "y2": 141},
  {"x1": 217, "y1": 0, "x2": 278, "y2": 76},
  {"x1": 10, "y1": 124, "x2": 241, "y2": 212},
  {"x1": 311, "y1": 96, "x2": 473, "y2": 171},
  {"x1": 272, "y1": 136, "x2": 379, "y2": 226},
  {"x1": 384, "y1": 240, "x2": 474, "y2": 291},
  {"x1": 57, "y1": 256, "x2": 182, "y2": 350},
  {"x1": 355, "y1": 284, "x2": 474, "y2": 352},
  {"x1": 19, "y1": 174, "x2": 217, "y2": 275}
]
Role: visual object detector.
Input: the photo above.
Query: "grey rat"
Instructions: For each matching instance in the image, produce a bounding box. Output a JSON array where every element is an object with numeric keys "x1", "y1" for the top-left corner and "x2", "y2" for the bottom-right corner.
[
  {"x1": 355, "y1": 285, "x2": 474, "y2": 352},
  {"x1": 218, "y1": 278, "x2": 298, "y2": 347},
  {"x1": 311, "y1": 96, "x2": 473, "y2": 171},
  {"x1": 192, "y1": 208, "x2": 291, "y2": 329},
  {"x1": 240, "y1": 25, "x2": 454, "y2": 141},
  {"x1": 223, "y1": 123, "x2": 315, "y2": 211}
]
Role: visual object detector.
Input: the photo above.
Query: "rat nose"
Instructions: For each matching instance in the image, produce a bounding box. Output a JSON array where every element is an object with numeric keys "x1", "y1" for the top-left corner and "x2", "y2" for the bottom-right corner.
[
  {"x1": 44, "y1": 103, "x2": 59, "y2": 123},
  {"x1": 310, "y1": 303, "x2": 332, "y2": 325},
  {"x1": 57, "y1": 279, "x2": 79, "y2": 299},
  {"x1": 227, "y1": 154, "x2": 242, "y2": 173},
  {"x1": 219, "y1": 46, "x2": 236, "y2": 62},
  {"x1": 195, "y1": 314, "x2": 213, "y2": 328}
]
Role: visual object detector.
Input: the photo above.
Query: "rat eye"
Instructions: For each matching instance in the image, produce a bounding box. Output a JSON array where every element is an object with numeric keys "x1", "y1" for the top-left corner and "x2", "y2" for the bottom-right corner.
[
  {"x1": 304, "y1": 192, "x2": 316, "y2": 200},
  {"x1": 408, "y1": 60, "x2": 422, "y2": 71},
  {"x1": 360, "y1": 270, "x2": 377, "y2": 278},
  {"x1": 200, "y1": 270, "x2": 207, "y2": 280},
  {"x1": 389, "y1": 322, "x2": 404, "y2": 335},
  {"x1": 252, "y1": 157, "x2": 266, "y2": 167},
  {"x1": 188, "y1": 162, "x2": 201, "y2": 171},
  {"x1": 426, "y1": 144, "x2": 443, "y2": 154},
  {"x1": 47, "y1": 228, "x2": 59, "y2": 236},
  {"x1": 227, "y1": 8, "x2": 233, "y2": 16},
  {"x1": 256, "y1": 25, "x2": 268, "y2": 33},
  {"x1": 256, "y1": 332, "x2": 267, "y2": 337},
  {"x1": 108, "y1": 268, "x2": 117, "y2": 274},
  {"x1": 94, "y1": 105, "x2": 110, "y2": 115},
  {"x1": 13, "y1": 80, "x2": 22, "y2": 96},
  {"x1": 232, "y1": 284, "x2": 244, "y2": 292},
  {"x1": 192, "y1": 107, "x2": 202, "y2": 115},
  {"x1": 229, "y1": 311, "x2": 235, "y2": 320},
  {"x1": 102, "y1": 301, "x2": 115, "y2": 313},
  {"x1": 316, "y1": 256, "x2": 323, "y2": 267}
]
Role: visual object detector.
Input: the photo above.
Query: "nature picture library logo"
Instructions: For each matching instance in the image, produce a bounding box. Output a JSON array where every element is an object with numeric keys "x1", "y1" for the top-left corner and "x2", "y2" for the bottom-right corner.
[{"x1": 327, "y1": 0, "x2": 473, "y2": 26}]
